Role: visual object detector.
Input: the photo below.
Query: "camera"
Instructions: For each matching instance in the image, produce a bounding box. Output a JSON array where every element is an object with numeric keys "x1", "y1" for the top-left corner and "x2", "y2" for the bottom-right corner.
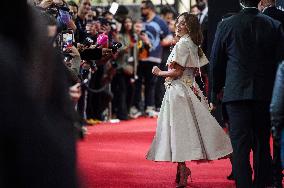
[
  {"x1": 80, "y1": 60, "x2": 97, "y2": 79},
  {"x1": 97, "y1": 17, "x2": 117, "y2": 32},
  {"x1": 45, "y1": 3, "x2": 70, "y2": 18},
  {"x1": 109, "y1": 41, "x2": 122, "y2": 53},
  {"x1": 83, "y1": 36, "x2": 94, "y2": 47},
  {"x1": 39, "y1": 3, "x2": 71, "y2": 31}
]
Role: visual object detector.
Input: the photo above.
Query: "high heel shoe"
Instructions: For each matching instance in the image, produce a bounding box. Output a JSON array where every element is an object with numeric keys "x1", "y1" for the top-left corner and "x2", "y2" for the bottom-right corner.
[
  {"x1": 227, "y1": 171, "x2": 235, "y2": 180},
  {"x1": 175, "y1": 165, "x2": 180, "y2": 183},
  {"x1": 176, "y1": 166, "x2": 192, "y2": 188}
]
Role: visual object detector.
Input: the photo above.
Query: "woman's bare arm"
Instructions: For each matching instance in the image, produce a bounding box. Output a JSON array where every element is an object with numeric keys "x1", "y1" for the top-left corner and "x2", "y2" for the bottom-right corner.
[{"x1": 152, "y1": 62, "x2": 184, "y2": 79}]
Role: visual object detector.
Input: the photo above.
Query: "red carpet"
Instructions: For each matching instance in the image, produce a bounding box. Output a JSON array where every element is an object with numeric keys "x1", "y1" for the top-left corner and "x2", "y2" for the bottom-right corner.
[{"x1": 78, "y1": 117, "x2": 236, "y2": 188}]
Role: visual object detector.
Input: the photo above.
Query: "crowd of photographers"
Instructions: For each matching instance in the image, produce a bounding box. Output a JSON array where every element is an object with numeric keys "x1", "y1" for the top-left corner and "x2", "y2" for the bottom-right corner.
[
  {"x1": 32, "y1": 0, "x2": 125, "y2": 125},
  {"x1": 28, "y1": 0, "x2": 208, "y2": 129},
  {"x1": 29, "y1": 0, "x2": 141, "y2": 123}
]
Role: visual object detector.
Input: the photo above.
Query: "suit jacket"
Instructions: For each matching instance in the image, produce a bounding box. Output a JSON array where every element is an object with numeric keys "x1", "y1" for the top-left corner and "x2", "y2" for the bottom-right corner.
[
  {"x1": 263, "y1": 6, "x2": 284, "y2": 26},
  {"x1": 201, "y1": 13, "x2": 208, "y2": 57},
  {"x1": 270, "y1": 62, "x2": 284, "y2": 129},
  {"x1": 210, "y1": 8, "x2": 284, "y2": 104}
]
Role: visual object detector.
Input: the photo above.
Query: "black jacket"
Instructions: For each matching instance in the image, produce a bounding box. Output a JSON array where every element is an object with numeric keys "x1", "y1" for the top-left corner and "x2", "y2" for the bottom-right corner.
[
  {"x1": 263, "y1": 6, "x2": 284, "y2": 26},
  {"x1": 210, "y1": 8, "x2": 284, "y2": 104},
  {"x1": 270, "y1": 62, "x2": 284, "y2": 129}
]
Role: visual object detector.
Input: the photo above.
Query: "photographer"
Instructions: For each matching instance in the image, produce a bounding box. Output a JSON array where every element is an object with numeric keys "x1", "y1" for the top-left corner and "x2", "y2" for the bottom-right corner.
[
  {"x1": 75, "y1": 0, "x2": 91, "y2": 43},
  {"x1": 34, "y1": 0, "x2": 83, "y2": 105},
  {"x1": 38, "y1": 0, "x2": 76, "y2": 32},
  {"x1": 83, "y1": 44, "x2": 121, "y2": 121},
  {"x1": 63, "y1": 45, "x2": 81, "y2": 82},
  {"x1": 67, "y1": 1, "x2": 78, "y2": 21}
]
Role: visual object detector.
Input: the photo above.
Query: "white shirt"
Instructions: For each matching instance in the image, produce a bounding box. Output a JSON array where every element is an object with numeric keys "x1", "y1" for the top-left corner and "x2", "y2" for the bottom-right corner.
[{"x1": 199, "y1": 6, "x2": 208, "y2": 24}]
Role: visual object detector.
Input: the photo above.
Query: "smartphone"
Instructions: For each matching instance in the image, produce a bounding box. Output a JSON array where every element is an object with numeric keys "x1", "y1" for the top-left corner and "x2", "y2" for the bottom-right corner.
[
  {"x1": 140, "y1": 30, "x2": 146, "y2": 35},
  {"x1": 61, "y1": 30, "x2": 74, "y2": 51}
]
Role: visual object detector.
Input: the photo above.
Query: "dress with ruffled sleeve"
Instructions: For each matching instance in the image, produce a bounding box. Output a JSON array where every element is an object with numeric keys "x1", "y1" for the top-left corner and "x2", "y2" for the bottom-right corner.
[{"x1": 146, "y1": 35, "x2": 232, "y2": 162}]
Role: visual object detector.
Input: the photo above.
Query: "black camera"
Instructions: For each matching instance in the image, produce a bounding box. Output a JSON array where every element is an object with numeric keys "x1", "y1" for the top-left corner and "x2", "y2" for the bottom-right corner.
[
  {"x1": 44, "y1": 3, "x2": 70, "y2": 18},
  {"x1": 109, "y1": 41, "x2": 122, "y2": 53},
  {"x1": 83, "y1": 36, "x2": 94, "y2": 47},
  {"x1": 80, "y1": 60, "x2": 97, "y2": 79}
]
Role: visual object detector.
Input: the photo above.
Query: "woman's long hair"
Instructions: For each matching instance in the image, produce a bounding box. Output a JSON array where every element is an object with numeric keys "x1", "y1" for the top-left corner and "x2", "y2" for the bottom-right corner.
[
  {"x1": 176, "y1": 12, "x2": 204, "y2": 57},
  {"x1": 119, "y1": 17, "x2": 135, "y2": 43}
]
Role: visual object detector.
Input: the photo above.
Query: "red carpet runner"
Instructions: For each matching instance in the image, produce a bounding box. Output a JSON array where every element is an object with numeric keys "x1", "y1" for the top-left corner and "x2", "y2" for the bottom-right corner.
[{"x1": 78, "y1": 117, "x2": 236, "y2": 188}]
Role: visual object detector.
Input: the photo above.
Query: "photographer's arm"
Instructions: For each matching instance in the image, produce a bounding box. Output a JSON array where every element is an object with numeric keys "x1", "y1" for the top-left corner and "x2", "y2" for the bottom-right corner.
[
  {"x1": 71, "y1": 56, "x2": 81, "y2": 75},
  {"x1": 69, "y1": 46, "x2": 81, "y2": 75},
  {"x1": 80, "y1": 48, "x2": 102, "y2": 60},
  {"x1": 38, "y1": 0, "x2": 53, "y2": 9},
  {"x1": 80, "y1": 47, "x2": 113, "y2": 61}
]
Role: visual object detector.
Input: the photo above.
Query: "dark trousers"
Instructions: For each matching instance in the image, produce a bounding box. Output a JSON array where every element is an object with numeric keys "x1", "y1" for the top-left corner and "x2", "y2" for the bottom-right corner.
[
  {"x1": 273, "y1": 136, "x2": 283, "y2": 187},
  {"x1": 134, "y1": 61, "x2": 157, "y2": 110},
  {"x1": 86, "y1": 66, "x2": 112, "y2": 120},
  {"x1": 111, "y1": 71, "x2": 133, "y2": 119},
  {"x1": 225, "y1": 101, "x2": 272, "y2": 188}
]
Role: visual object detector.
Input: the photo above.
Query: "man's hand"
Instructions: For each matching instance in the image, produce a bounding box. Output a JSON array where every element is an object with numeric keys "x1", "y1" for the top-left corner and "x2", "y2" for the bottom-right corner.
[
  {"x1": 38, "y1": 0, "x2": 53, "y2": 9},
  {"x1": 140, "y1": 32, "x2": 151, "y2": 46},
  {"x1": 76, "y1": 43, "x2": 87, "y2": 52}
]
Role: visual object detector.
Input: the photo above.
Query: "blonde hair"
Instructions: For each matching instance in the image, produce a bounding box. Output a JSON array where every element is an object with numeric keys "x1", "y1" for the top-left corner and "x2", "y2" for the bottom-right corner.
[{"x1": 176, "y1": 12, "x2": 204, "y2": 57}]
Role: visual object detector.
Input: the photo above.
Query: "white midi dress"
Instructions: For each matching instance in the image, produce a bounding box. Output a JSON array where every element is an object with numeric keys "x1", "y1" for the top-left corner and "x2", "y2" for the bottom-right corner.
[{"x1": 146, "y1": 35, "x2": 232, "y2": 162}]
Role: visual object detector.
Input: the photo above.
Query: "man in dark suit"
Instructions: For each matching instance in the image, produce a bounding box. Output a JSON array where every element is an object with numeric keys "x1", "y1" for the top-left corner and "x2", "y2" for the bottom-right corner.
[
  {"x1": 260, "y1": 0, "x2": 284, "y2": 24},
  {"x1": 196, "y1": 0, "x2": 210, "y2": 97},
  {"x1": 259, "y1": 1, "x2": 284, "y2": 187},
  {"x1": 210, "y1": 0, "x2": 284, "y2": 187}
]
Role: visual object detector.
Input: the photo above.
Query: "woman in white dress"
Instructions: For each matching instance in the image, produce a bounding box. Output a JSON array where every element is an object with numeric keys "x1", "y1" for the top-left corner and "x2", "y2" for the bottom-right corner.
[{"x1": 146, "y1": 12, "x2": 233, "y2": 187}]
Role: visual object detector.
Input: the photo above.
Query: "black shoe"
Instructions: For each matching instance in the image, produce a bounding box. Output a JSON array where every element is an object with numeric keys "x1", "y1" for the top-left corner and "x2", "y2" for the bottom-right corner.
[
  {"x1": 227, "y1": 171, "x2": 235, "y2": 180},
  {"x1": 117, "y1": 115, "x2": 131, "y2": 120}
]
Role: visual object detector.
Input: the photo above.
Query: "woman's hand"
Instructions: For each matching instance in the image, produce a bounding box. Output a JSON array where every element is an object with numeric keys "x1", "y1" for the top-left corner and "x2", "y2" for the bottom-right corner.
[
  {"x1": 165, "y1": 77, "x2": 172, "y2": 82},
  {"x1": 209, "y1": 103, "x2": 217, "y2": 111},
  {"x1": 152, "y1": 66, "x2": 161, "y2": 76}
]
